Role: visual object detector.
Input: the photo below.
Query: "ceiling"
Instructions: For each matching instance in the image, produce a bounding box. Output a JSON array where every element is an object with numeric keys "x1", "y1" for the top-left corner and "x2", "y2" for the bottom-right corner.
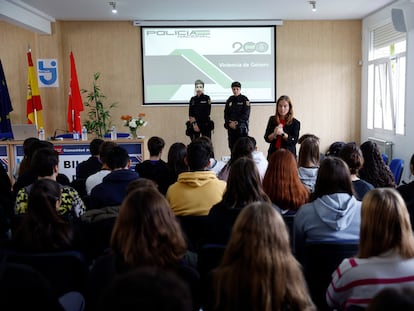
[{"x1": 10, "y1": 0, "x2": 397, "y2": 21}]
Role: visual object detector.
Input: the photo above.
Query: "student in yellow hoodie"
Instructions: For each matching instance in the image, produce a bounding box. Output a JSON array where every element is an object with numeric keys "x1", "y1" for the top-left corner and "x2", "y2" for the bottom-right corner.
[{"x1": 166, "y1": 138, "x2": 226, "y2": 216}]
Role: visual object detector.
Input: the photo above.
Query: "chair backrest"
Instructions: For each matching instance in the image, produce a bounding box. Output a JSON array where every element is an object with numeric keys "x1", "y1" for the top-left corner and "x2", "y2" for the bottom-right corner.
[
  {"x1": 0, "y1": 262, "x2": 65, "y2": 310},
  {"x1": 302, "y1": 241, "x2": 359, "y2": 311},
  {"x1": 197, "y1": 243, "x2": 226, "y2": 307},
  {"x1": 176, "y1": 215, "x2": 209, "y2": 252},
  {"x1": 282, "y1": 214, "x2": 295, "y2": 250},
  {"x1": 389, "y1": 158, "x2": 404, "y2": 185},
  {"x1": 70, "y1": 178, "x2": 87, "y2": 197},
  {"x1": 6, "y1": 250, "x2": 89, "y2": 297},
  {"x1": 197, "y1": 244, "x2": 226, "y2": 277},
  {"x1": 382, "y1": 153, "x2": 389, "y2": 165}
]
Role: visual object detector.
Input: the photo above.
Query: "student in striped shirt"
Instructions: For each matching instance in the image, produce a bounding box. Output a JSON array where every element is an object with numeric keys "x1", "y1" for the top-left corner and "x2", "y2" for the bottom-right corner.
[{"x1": 326, "y1": 188, "x2": 414, "y2": 310}]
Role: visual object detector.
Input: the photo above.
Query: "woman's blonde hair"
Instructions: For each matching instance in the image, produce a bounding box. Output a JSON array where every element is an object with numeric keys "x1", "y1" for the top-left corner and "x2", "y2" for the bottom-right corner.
[
  {"x1": 358, "y1": 188, "x2": 414, "y2": 258},
  {"x1": 213, "y1": 202, "x2": 315, "y2": 311}
]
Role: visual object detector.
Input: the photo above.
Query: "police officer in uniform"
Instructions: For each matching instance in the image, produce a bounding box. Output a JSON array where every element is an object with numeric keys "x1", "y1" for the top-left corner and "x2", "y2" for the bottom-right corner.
[
  {"x1": 187, "y1": 79, "x2": 213, "y2": 141},
  {"x1": 224, "y1": 81, "x2": 250, "y2": 150}
]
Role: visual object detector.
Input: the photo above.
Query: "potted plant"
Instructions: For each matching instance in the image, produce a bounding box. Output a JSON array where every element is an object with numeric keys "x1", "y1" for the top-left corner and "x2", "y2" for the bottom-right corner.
[{"x1": 82, "y1": 72, "x2": 117, "y2": 138}]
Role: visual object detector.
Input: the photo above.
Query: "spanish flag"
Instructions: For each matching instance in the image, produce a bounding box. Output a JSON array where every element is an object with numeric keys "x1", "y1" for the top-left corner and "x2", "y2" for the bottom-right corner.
[
  {"x1": 26, "y1": 51, "x2": 43, "y2": 129},
  {"x1": 68, "y1": 52, "x2": 83, "y2": 133}
]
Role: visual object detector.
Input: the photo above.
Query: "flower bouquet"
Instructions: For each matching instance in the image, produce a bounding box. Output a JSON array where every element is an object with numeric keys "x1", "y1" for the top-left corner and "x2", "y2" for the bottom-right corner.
[{"x1": 121, "y1": 113, "x2": 147, "y2": 138}]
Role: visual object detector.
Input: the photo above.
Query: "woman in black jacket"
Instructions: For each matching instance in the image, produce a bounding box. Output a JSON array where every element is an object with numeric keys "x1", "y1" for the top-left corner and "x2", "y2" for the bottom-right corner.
[{"x1": 264, "y1": 95, "x2": 300, "y2": 159}]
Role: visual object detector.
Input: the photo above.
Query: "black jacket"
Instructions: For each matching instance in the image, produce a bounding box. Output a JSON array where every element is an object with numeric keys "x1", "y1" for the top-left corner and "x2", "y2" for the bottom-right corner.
[
  {"x1": 264, "y1": 116, "x2": 300, "y2": 158},
  {"x1": 224, "y1": 94, "x2": 250, "y2": 129}
]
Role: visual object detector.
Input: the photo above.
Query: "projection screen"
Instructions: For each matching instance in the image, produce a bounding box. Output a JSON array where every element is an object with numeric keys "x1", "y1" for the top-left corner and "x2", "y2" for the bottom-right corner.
[{"x1": 141, "y1": 26, "x2": 276, "y2": 105}]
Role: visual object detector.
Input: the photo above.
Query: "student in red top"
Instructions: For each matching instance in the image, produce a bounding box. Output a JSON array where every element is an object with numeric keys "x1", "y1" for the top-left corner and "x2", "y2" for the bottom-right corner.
[{"x1": 264, "y1": 95, "x2": 300, "y2": 159}]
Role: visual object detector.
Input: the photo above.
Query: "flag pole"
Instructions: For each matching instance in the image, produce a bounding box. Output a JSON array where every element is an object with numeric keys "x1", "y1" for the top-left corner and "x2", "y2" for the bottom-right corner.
[
  {"x1": 34, "y1": 108, "x2": 38, "y2": 129},
  {"x1": 72, "y1": 109, "x2": 75, "y2": 131}
]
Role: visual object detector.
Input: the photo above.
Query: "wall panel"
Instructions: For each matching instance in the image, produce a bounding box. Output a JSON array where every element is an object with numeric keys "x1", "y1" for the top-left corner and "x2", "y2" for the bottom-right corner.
[{"x1": 0, "y1": 19, "x2": 361, "y2": 160}]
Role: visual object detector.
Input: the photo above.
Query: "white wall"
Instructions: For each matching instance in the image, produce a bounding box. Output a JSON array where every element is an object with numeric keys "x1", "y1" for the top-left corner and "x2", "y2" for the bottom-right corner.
[{"x1": 361, "y1": 0, "x2": 414, "y2": 183}]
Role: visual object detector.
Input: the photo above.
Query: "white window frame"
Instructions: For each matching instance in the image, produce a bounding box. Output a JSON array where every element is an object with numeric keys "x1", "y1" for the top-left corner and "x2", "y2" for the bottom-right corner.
[{"x1": 366, "y1": 23, "x2": 406, "y2": 135}]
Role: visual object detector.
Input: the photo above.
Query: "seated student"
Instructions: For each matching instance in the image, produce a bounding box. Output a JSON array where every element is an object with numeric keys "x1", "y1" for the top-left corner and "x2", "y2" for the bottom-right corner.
[
  {"x1": 209, "y1": 202, "x2": 315, "y2": 311},
  {"x1": 327, "y1": 189, "x2": 414, "y2": 310},
  {"x1": 397, "y1": 153, "x2": 414, "y2": 204},
  {"x1": 298, "y1": 135, "x2": 320, "y2": 192},
  {"x1": 325, "y1": 141, "x2": 345, "y2": 158},
  {"x1": 249, "y1": 136, "x2": 268, "y2": 181},
  {"x1": 167, "y1": 142, "x2": 188, "y2": 185},
  {"x1": 75, "y1": 138, "x2": 104, "y2": 180},
  {"x1": 13, "y1": 137, "x2": 38, "y2": 180},
  {"x1": 263, "y1": 149, "x2": 310, "y2": 215},
  {"x1": 207, "y1": 157, "x2": 270, "y2": 245},
  {"x1": 217, "y1": 136, "x2": 255, "y2": 181},
  {"x1": 85, "y1": 141, "x2": 117, "y2": 195},
  {"x1": 197, "y1": 136, "x2": 225, "y2": 176},
  {"x1": 12, "y1": 139, "x2": 54, "y2": 195},
  {"x1": 15, "y1": 148, "x2": 85, "y2": 220},
  {"x1": 13, "y1": 179, "x2": 81, "y2": 252},
  {"x1": 126, "y1": 178, "x2": 158, "y2": 194},
  {"x1": 359, "y1": 140, "x2": 396, "y2": 188},
  {"x1": 90, "y1": 146, "x2": 139, "y2": 209},
  {"x1": 166, "y1": 139, "x2": 226, "y2": 216},
  {"x1": 135, "y1": 136, "x2": 169, "y2": 194},
  {"x1": 294, "y1": 157, "x2": 361, "y2": 258},
  {"x1": 87, "y1": 188, "x2": 198, "y2": 310},
  {"x1": 339, "y1": 142, "x2": 374, "y2": 201}
]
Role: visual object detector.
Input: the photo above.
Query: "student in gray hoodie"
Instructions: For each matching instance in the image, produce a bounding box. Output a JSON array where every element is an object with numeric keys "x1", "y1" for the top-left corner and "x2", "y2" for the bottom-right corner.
[
  {"x1": 297, "y1": 135, "x2": 320, "y2": 192},
  {"x1": 294, "y1": 157, "x2": 361, "y2": 258}
]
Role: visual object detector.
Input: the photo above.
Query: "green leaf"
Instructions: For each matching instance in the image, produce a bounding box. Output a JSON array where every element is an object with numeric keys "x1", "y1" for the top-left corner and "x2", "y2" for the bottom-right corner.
[{"x1": 82, "y1": 72, "x2": 117, "y2": 139}]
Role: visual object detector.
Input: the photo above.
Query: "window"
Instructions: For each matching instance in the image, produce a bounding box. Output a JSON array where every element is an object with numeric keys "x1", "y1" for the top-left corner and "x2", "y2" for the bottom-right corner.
[{"x1": 367, "y1": 22, "x2": 406, "y2": 135}]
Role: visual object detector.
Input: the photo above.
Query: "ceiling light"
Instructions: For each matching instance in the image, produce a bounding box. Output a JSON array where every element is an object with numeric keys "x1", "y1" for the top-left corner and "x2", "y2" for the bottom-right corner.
[
  {"x1": 309, "y1": 1, "x2": 317, "y2": 12},
  {"x1": 109, "y1": 2, "x2": 117, "y2": 14}
]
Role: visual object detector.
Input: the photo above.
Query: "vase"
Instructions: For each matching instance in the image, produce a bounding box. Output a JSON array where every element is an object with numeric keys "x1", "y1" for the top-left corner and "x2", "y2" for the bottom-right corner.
[{"x1": 130, "y1": 128, "x2": 137, "y2": 139}]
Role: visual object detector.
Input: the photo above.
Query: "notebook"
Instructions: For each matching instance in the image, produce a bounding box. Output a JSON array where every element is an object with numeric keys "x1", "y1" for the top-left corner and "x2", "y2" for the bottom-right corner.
[{"x1": 11, "y1": 124, "x2": 38, "y2": 140}]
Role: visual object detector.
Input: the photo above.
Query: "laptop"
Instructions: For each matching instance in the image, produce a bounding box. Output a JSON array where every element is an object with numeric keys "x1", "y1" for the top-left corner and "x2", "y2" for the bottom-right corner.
[{"x1": 11, "y1": 124, "x2": 39, "y2": 140}]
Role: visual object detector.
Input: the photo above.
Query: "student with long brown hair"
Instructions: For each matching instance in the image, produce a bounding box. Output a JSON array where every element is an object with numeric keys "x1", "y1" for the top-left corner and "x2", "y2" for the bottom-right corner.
[
  {"x1": 264, "y1": 95, "x2": 300, "y2": 159},
  {"x1": 327, "y1": 188, "x2": 414, "y2": 310},
  {"x1": 13, "y1": 179, "x2": 75, "y2": 252},
  {"x1": 110, "y1": 188, "x2": 186, "y2": 268},
  {"x1": 88, "y1": 187, "x2": 198, "y2": 310},
  {"x1": 298, "y1": 135, "x2": 320, "y2": 192},
  {"x1": 294, "y1": 157, "x2": 361, "y2": 257},
  {"x1": 339, "y1": 142, "x2": 374, "y2": 200},
  {"x1": 208, "y1": 157, "x2": 270, "y2": 244},
  {"x1": 359, "y1": 140, "x2": 395, "y2": 188},
  {"x1": 263, "y1": 148, "x2": 310, "y2": 214},
  {"x1": 209, "y1": 202, "x2": 315, "y2": 311}
]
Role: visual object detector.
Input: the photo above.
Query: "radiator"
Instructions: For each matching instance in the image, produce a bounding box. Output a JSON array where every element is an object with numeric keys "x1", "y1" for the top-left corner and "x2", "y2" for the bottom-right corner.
[{"x1": 367, "y1": 137, "x2": 393, "y2": 161}]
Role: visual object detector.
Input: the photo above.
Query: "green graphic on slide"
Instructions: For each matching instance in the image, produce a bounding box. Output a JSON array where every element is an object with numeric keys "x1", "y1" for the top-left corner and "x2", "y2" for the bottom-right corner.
[
  {"x1": 170, "y1": 49, "x2": 233, "y2": 88},
  {"x1": 146, "y1": 85, "x2": 181, "y2": 101}
]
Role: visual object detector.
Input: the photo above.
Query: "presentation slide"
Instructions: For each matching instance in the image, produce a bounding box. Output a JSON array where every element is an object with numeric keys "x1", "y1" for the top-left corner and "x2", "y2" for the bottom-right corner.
[{"x1": 141, "y1": 26, "x2": 276, "y2": 105}]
